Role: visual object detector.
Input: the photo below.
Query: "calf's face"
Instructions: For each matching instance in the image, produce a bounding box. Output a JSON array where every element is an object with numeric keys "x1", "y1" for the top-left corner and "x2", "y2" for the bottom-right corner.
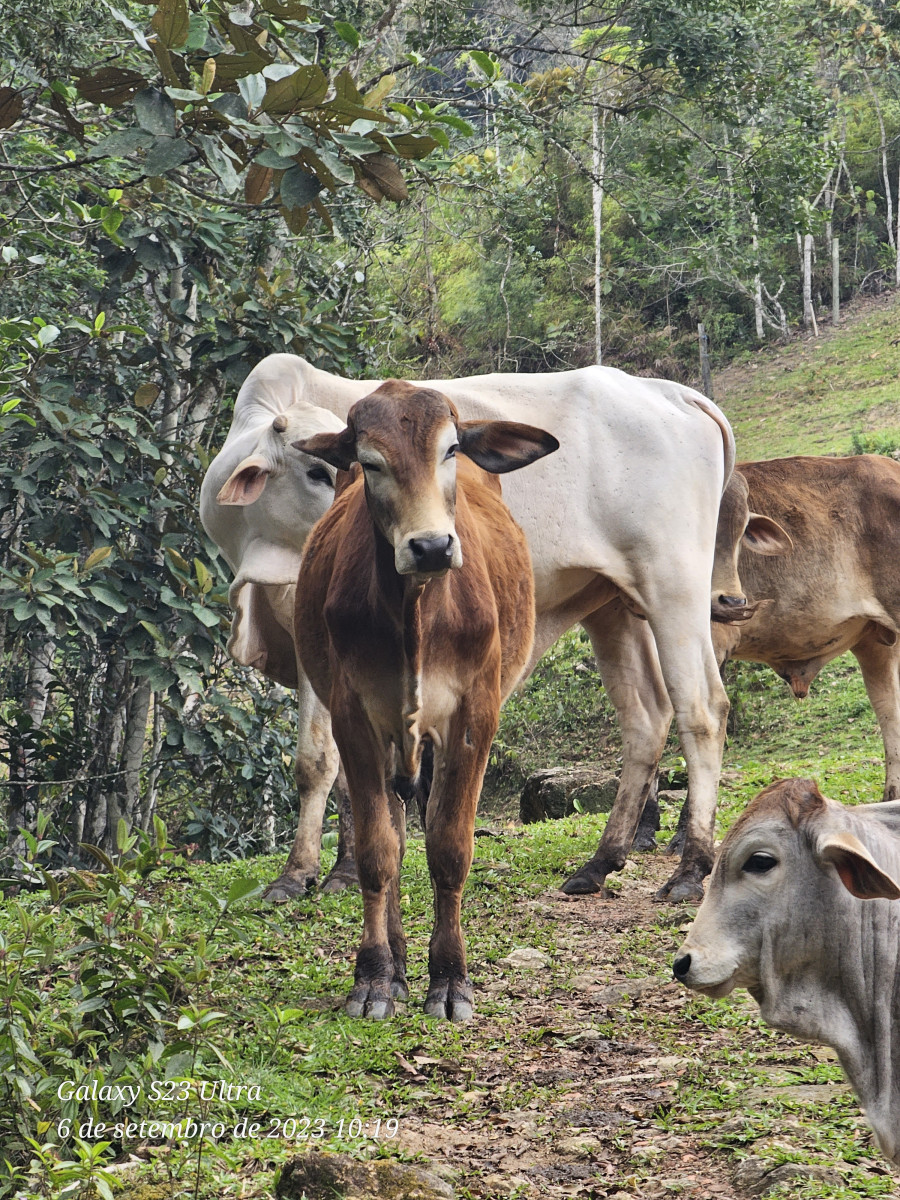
[
  {"x1": 711, "y1": 470, "x2": 792, "y2": 624},
  {"x1": 674, "y1": 779, "x2": 900, "y2": 1010},
  {"x1": 295, "y1": 380, "x2": 558, "y2": 579}
]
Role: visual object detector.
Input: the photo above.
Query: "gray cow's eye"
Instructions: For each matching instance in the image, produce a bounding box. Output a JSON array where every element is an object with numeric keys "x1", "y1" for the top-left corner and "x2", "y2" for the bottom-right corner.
[
  {"x1": 742, "y1": 852, "x2": 778, "y2": 874},
  {"x1": 444, "y1": 443, "x2": 459, "y2": 461},
  {"x1": 307, "y1": 466, "x2": 334, "y2": 486}
]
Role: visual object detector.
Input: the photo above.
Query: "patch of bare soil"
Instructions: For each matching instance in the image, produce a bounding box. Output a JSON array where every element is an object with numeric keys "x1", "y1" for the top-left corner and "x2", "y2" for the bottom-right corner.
[{"x1": 394, "y1": 859, "x2": 748, "y2": 1199}]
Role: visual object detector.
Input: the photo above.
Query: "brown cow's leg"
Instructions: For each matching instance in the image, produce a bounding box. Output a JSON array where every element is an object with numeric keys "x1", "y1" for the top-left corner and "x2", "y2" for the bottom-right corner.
[
  {"x1": 264, "y1": 679, "x2": 338, "y2": 901},
  {"x1": 561, "y1": 602, "x2": 673, "y2": 895},
  {"x1": 853, "y1": 630, "x2": 900, "y2": 801},
  {"x1": 423, "y1": 695, "x2": 495, "y2": 1023},
  {"x1": 332, "y1": 689, "x2": 405, "y2": 1020}
]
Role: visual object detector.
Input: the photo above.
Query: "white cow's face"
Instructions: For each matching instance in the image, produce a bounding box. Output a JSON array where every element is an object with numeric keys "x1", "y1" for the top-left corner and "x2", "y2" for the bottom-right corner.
[{"x1": 216, "y1": 405, "x2": 344, "y2": 547}]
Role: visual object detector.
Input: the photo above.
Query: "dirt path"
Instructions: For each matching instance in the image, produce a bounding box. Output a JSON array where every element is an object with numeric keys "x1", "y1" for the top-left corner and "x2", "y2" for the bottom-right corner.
[{"x1": 394, "y1": 854, "x2": 896, "y2": 1199}]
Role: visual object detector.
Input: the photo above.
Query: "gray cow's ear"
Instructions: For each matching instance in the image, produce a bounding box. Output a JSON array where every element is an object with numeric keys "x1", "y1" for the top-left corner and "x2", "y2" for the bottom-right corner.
[
  {"x1": 217, "y1": 453, "x2": 271, "y2": 505},
  {"x1": 743, "y1": 514, "x2": 793, "y2": 556},
  {"x1": 293, "y1": 426, "x2": 356, "y2": 472},
  {"x1": 816, "y1": 829, "x2": 900, "y2": 900},
  {"x1": 458, "y1": 420, "x2": 559, "y2": 474}
]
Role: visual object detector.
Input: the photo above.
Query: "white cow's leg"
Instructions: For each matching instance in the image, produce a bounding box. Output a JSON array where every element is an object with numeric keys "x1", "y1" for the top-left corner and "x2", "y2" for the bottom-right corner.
[
  {"x1": 320, "y1": 764, "x2": 359, "y2": 893},
  {"x1": 853, "y1": 630, "x2": 900, "y2": 801},
  {"x1": 560, "y1": 600, "x2": 674, "y2": 894},
  {"x1": 647, "y1": 599, "x2": 729, "y2": 902},
  {"x1": 263, "y1": 671, "x2": 339, "y2": 902}
]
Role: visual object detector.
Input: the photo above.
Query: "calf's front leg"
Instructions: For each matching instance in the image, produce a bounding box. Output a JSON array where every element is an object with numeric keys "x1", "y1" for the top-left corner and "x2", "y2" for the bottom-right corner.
[
  {"x1": 423, "y1": 695, "x2": 495, "y2": 1023},
  {"x1": 332, "y1": 691, "x2": 407, "y2": 1019}
]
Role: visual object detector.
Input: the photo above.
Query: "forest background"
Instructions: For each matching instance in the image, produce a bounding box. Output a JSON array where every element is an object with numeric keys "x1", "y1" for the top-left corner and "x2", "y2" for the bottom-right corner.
[{"x1": 1, "y1": 0, "x2": 900, "y2": 862}]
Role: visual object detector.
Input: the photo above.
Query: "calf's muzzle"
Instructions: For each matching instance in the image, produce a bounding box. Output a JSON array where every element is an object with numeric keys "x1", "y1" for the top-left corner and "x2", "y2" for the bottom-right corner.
[
  {"x1": 672, "y1": 953, "x2": 691, "y2": 982},
  {"x1": 407, "y1": 533, "x2": 455, "y2": 574}
]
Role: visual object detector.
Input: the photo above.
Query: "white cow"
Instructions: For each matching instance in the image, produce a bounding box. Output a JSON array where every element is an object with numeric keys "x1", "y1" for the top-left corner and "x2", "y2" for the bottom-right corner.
[
  {"x1": 674, "y1": 777, "x2": 900, "y2": 1165},
  {"x1": 201, "y1": 353, "x2": 738, "y2": 903}
]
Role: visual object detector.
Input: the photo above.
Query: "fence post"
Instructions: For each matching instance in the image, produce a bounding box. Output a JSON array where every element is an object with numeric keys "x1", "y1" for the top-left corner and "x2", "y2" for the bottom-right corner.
[
  {"x1": 698, "y1": 323, "x2": 713, "y2": 399},
  {"x1": 832, "y1": 236, "x2": 840, "y2": 326}
]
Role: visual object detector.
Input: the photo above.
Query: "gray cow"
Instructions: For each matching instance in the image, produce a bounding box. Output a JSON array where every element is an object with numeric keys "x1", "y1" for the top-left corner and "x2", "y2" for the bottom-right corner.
[{"x1": 674, "y1": 777, "x2": 900, "y2": 1165}]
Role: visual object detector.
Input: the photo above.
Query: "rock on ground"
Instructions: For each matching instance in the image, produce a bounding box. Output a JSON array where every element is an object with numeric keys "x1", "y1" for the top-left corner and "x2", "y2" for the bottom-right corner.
[
  {"x1": 276, "y1": 1153, "x2": 455, "y2": 1200},
  {"x1": 520, "y1": 766, "x2": 618, "y2": 823}
]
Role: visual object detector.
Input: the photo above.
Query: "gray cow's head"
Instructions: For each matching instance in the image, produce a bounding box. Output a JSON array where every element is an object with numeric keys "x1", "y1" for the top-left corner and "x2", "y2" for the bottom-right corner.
[{"x1": 674, "y1": 778, "x2": 900, "y2": 1163}]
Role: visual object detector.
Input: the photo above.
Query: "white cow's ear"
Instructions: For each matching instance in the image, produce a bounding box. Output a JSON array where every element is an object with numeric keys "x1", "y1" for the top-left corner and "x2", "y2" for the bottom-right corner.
[
  {"x1": 458, "y1": 420, "x2": 559, "y2": 474},
  {"x1": 816, "y1": 830, "x2": 900, "y2": 900},
  {"x1": 217, "y1": 454, "x2": 271, "y2": 506},
  {"x1": 743, "y1": 514, "x2": 793, "y2": 556}
]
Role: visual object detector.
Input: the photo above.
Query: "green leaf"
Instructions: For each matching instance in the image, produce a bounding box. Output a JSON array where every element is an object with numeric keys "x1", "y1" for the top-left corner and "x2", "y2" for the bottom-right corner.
[
  {"x1": 143, "y1": 136, "x2": 192, "y2": 175},
  {"x1": 333, "y1": 20, "x2": 360, "y2": 48},
  {"x1": 279, "y1": 165, "x2": 322, "y2": 209},
  {"x1": 134, "y1": 87, "x2": 176, "y2": 136},
  {"x1": 101, "y1": 209, "x2": 124, "y2": 237},
  {"x1": 88, "y1": 129, "x2": 155, "y2": 159},
  {"x1": 88, "y1": 585, "x2": 129, "y2": 613},
  {"x1": 468, "y1": 49, "x2": 499, "y2": 79},
  {"x1": 225, "y1": 877, "x2": 262, "y2": 906},
  {"x1": 261, "y1": 64, "x2": 328, "y2": 114}
]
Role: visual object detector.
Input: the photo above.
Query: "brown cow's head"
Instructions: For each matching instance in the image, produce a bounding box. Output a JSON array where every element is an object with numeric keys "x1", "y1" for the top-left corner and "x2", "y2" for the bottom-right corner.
[
  {"x1": 711, "y1": 469, "x2": 793, "y2": 624},
  {"x1": 294, "y1": 380, "x2": 558, "y2": 578}
]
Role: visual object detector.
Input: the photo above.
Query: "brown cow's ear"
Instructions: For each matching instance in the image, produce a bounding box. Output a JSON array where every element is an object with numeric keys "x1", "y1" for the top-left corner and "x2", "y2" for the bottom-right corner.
[
  {"x1": 293, "y1": 426, "x2": 356, "y2": 471},
  {"x1": 216, "y1": 454, "x2": 271, "y2": 506},
  {"x1": 743, "y1": 514, "x2": 793, "y2": 556},
  {"x1": 458, "y1": 421, "x2": 559, "y2": 474},
  {"x1": 816, "y1": 829, "x2": 900, "y2": 900}
]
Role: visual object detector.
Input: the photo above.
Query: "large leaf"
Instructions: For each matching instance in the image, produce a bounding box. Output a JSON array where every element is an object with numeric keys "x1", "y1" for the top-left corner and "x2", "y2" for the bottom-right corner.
[
  {"x1": 214, "y1": 51, "x2": 270, "y2": 81},
  {"x1": 77, "y1": 68, "x2": 148, "y2": 107},
  {"x1": 244, "y1": 162, "x2": 273, "y2": 203},
  {"x1": 260, "y1": 0, "x2": 307, "y2": 18},
  {"x1": 151, "y1": 0, "x2": 190, "y2": 49},
  {"x1": 143, "y1": 135, "x2": 192, "y2": 175},
  {"x1": 261, "y1": 64, "x2": 328, "y2": 114},
  {"x1": 279, "y1": 165, "x2": 322, "y2": 210},
  {"x1": 357, "y1": 152, "x2": 408, "y2": 202},
  {"x1": 196, "y1": 134, "x2": 241, "y2": 192},
  {"x1": 134, "y1": 87, "x2": 176, "y2": 137},
  {"x1": 0, "y1": 87, "x2": 24, "y2": 129},
  {"x1": 88, "y1": 129, "x2": 155, "y2": 159},
  {"x1": 49, "y1": 92, "x2": 86, "y2": 141},
  {"x1": 378, "y1": 131, "x2": 439, "y2": 160}
]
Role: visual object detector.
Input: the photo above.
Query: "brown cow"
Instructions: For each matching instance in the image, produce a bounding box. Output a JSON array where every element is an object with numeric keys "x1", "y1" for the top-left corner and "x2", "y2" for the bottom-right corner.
[
  {"x1": 715, "y1": 455, "x2": 900, "y2": 800},
  {"x1": 293, "y1": 380, "x2": 558, "y2": 1021}
]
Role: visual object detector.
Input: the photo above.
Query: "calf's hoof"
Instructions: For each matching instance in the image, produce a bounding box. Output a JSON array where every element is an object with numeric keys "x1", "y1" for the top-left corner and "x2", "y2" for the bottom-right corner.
[
  {"x1": 320, "y1": 856, "x2": 359, "y2": 894},
  {"x1": 559, "y1": 861, "x2": 611, "y2": 895},
  {"x1": 346, "y1": 981, "x2": 394, "y2": 1020},
  {"x1": 262, "y1": 870, "x2": 316, "y2": 902},
  {"x1": 654, "y1": 868, "x2": 705, "y2": 903},
  {"x1": 424, "y1": 977, "x2": 474, "y2": 1023}
]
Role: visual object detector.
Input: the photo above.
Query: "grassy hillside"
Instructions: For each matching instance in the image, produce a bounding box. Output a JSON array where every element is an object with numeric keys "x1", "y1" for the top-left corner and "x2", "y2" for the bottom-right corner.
[{"x1": 713, "y1": 292, "x2": 900, "y2": 460}]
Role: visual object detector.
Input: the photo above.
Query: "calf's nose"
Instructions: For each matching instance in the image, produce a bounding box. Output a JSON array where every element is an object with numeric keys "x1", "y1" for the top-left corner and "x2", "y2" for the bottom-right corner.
[
  {"x1": 672, "y1": 953, "x2": 692, "y2": 982},
  {"x1": 717, "y1": 594, "x2": 747, "y2": 608},
  {"x1": 408, "y1": 534, "x2": 454, "y2": 573}
]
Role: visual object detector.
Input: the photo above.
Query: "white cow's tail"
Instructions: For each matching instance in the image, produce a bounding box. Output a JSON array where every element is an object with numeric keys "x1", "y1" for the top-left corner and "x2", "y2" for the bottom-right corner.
[{"x1": 684, "y1": 392, "x2": 736, "y2": 493}]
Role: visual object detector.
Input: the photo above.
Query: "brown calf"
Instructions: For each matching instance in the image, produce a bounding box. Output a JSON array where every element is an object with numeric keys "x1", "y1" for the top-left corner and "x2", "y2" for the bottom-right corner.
[{"x1": 293, "y1": 380, "x2": 557, "y2": 1021}]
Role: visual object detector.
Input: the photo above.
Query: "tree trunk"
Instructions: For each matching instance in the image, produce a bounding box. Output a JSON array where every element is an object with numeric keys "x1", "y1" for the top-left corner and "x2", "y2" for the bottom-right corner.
[
  {"x1": 592, "y1": 104, "x2": 607, "y2": 365},
  {"x1": 866, "y1": 77, "x2": 895, "y2": 252},
  {"x1": 750, "y1": 211, "x2": 764, "y2": 340},
  {"x1": 6, "y1": 638, "x2": 55, "y2": 857}
]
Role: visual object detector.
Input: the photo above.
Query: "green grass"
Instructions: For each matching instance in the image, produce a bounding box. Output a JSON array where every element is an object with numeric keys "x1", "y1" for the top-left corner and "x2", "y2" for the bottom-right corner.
[{"x1": 715, "y1": 292, "x2": 900, "y2": 460}]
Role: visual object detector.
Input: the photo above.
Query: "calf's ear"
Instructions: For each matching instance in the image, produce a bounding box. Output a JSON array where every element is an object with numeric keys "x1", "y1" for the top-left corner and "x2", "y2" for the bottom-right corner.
[
  {"x1": 816, "y1": 829, "x2": 900, "y2": 900},
  {"x1": 217, "y1": 454, "x2": 271, "y2": 505},
  {"x1": 743, "y1": 514, "x2": 793, "y2": 556},
  {"x1": 458, "y1": 421, "x2": 559, "y2": 474},
  {"x1": 293, "y1": 426, "x2": 356, "y2": 472}
]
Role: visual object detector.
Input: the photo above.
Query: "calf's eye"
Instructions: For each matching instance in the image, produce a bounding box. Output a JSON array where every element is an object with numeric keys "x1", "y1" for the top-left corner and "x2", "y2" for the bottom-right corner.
[
  {"x1": 742, "y1": 852, "x2": 778, "y2": 874},
  {"x1": 444, "y1": 444, "x2": 459, "y2": 461}
]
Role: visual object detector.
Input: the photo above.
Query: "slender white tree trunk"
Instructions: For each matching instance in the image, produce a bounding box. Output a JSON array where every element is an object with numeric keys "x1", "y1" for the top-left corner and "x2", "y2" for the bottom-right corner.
[
  {"x1": 592, "y1": 104, "x2": 607, "y2": 365},
  {"x1": 867, "y1": 77, "x2": 895, "y2": 251},
  {"x1": 751, "y1": 210, "x2": 764, "y2": 340}
]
